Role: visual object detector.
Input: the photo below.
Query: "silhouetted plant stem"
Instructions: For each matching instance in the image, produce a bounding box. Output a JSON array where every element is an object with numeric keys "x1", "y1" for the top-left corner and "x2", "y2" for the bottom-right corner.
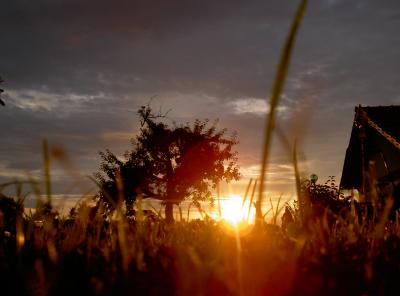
[
  {"x1": 256, "y1": 0, "x2": 307, "y2": 227},
  {"x1": 42, "y1": 138, "x2": 52, "y2": 204}
]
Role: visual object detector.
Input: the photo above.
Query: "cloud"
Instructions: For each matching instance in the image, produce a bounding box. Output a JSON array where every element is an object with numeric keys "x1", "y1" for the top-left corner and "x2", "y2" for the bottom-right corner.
[
  {"x1": 1, "y1": 0, "x2": 400, "y2": 196},
  {"x1": 5, "y1": 89, "x2": 109, "y2": 113},
  {"x1": 229, "y1": 98, "x2": 288, "y2": 115}
]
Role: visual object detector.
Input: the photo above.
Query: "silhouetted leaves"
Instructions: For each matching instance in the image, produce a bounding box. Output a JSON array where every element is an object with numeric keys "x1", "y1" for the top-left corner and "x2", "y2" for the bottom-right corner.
[
  {"x1": 96, "y1": 105, "x2": 240, "y2": 222},
  {"x1": 301, "y1": 176, "x2": 351, "y2": 225},
  {"x1": 0, "y1": 193, "x2": 24, "y2": 235},
  {"x1": 0, "y1": 76, "x2": 5, "y2": 106}
]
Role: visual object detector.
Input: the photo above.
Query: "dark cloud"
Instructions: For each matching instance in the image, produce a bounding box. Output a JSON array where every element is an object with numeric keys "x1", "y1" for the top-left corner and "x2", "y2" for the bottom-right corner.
[{"x1": 0, "y1": 0, "x2": 299, "y2": 95}]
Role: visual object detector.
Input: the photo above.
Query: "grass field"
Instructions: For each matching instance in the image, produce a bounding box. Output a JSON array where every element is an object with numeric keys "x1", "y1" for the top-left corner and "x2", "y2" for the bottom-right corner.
[{"x1": 1, "y1": 190, "x2": 400, "y2": 296}]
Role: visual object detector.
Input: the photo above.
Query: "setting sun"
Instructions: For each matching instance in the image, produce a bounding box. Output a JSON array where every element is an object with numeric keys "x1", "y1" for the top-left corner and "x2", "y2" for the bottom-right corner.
[{"x1": 217, "y1": 194, "x2": 255, "y2": 225}]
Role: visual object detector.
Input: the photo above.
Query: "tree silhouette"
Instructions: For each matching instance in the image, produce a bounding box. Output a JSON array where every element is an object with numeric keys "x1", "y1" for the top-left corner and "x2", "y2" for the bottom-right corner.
[
  {"x1": 0, "y1": 76, "x2": 5, "y2": 106},
  {"x1": 301, "y1": 176, "x2": 350, "y2": 226},
  {"x1": 96, "y1": 105, "x2": 240, "y2": 223},
  {"x1": 0, "y1": 193, "x2": 24, "y2": 236}
]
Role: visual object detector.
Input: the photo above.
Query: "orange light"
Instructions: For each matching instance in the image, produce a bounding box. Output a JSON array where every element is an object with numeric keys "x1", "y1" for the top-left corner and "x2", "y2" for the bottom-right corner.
[{"x1": 214, "y1": 194, "x2": 256, "y2": 226}]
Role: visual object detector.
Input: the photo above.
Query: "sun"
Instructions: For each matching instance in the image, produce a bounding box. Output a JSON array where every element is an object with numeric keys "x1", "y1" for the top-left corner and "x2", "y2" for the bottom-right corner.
[{"x1": 217, "y1": 194, "x2": 255, "y2": 225}]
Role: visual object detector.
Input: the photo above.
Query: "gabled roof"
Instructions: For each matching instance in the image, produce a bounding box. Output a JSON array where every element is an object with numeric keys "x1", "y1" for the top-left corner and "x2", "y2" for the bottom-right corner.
[
  {"x1": 340, "y1": 105, "x2": 400, "y2": 190},
  {"x1": 359, "y1": 105, "x2": 400, "y2": 143}
]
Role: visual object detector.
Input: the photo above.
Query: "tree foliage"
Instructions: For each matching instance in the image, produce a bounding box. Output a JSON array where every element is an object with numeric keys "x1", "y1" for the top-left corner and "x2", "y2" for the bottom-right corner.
[
  {"x1": 0, "y1": 76, "x2": 5, "y2": 106},
  {"x1": 0, "y1": 193, "x2": 24, "y2": 235},
  {"x1": 301, "y1": 176, "x2": 351, "y2": 225},
  {"x1": 95, "y1": 105, "x2": 240, "y2": 222}
]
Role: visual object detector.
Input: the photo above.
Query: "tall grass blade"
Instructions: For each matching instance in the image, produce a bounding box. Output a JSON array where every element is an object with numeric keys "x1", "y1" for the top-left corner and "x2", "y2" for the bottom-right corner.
[
  {"x1": 14, "y1": 179, "x2": 23, "y2": 199},
  {"x1": 27, "y1": 175, "x2": 41, "y2": 198},
  {"x1": 42, "y1": 138, "x2": 52, "y2": 204},
  {"x1": 149, "y1": 204, "x2": 163, "y2": 220},
  {"x1": 269, "y1": 197, "x2": 275, "y2": 224},
  {"x1": 88, "y1": 176, "x2": 118, "y2": 209},
  {"x1": 263, "y1": 208, "x2": 273, "y2": 219},
  {"x1": 247, "y1": 179, "x2": 258, "y2": 222},
  {"x1": 187, "y1": 202, "x2": 192, "y2": 221},
  {"x1": 241, "y1": 178, "x2": 253, "y2": 208},
  {"x1": 16, "y1": 213, "x2": 25, "y2": 253},
  {"x1": 293, "y1": 140, "x2": 306, "y2": 224},
  {"x1": 217, "y1": 182, "x2": 222, "y2": 218},
  {"x1": 375, "y1": 197, "x2": 394, "y2": 238},
  {"x1": 178, "y1": 205, "x2": 183, "y2": 222},
  {"x1": 272, "y1": 195, "x2": 283, "y2": 225},
  {"x1": 256, "y1": 0, "x2": 307, "y2": 225},
  {"x1": 115, "y1": 169, "x2": 129, "y2": 272}
]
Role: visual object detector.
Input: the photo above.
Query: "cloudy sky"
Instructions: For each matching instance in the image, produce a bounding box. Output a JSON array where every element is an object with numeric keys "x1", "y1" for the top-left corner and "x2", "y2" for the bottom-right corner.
[{"x1": 1, "y1": 0, "x2": 400, "y2": 198}]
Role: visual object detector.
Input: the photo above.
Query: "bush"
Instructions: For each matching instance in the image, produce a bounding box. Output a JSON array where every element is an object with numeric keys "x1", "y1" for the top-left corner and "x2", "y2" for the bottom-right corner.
[{"x1": 301, "y1": 176, "x2": 351, "y2": 225}]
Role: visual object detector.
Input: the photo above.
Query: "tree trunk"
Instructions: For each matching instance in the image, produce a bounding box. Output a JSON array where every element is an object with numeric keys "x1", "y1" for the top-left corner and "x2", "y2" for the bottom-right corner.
[{"x1": 165, "y1": 201, "x2": 174, "y2": 224}]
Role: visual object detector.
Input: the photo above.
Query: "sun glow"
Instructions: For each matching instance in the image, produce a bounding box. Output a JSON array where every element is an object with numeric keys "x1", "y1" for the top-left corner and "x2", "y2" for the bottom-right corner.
[{"x1": 217, "y1": 194, "x2": 255, "y2": 226}]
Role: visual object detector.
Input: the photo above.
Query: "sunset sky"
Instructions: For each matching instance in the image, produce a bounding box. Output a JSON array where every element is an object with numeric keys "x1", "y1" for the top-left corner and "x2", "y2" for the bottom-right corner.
[{"x1": 1, "y1": 0, "x2": 400, "y2": 198}]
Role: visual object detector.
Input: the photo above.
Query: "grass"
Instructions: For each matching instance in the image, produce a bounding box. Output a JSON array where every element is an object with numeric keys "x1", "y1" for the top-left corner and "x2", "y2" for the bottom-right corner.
[
  {"x1": 2, "y1": 0, "x2": 400, "y2": 295},
  {"x1": 257, "y1": 0, "x2": 307, "y2": 225},
  {"x1": 1, "y1": 188, "x2": 400, "y2": 295}
]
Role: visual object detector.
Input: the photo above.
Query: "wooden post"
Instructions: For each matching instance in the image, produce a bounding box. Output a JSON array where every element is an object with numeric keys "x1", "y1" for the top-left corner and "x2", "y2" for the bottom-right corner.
[{"x1": 356, "y1": 105, "x2": 367, "y2": 201}]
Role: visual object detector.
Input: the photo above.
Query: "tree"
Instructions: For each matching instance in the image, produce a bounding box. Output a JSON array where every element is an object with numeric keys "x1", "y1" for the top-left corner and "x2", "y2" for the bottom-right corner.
[
  {"x1": 0, "y1": 76, "x2": 5, "y2": 106},
  {"x1": 301, "y1": 176, "x2": 350, "y2": 226},
  {"x1": 0, "y1": 193, "x2": 24, "y2": 235},
  {"x1": 95, "y1": 105, "x2": 240, "y2": 223}
]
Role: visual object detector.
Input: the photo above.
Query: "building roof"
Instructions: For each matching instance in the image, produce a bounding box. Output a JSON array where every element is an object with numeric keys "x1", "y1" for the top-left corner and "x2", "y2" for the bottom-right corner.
[
  {"x1": 340, "y1": 105, "x2": 400, "y2": 189},
  {"x1": 360, "y1": 105, "x2": 400, "y2": 143}
]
